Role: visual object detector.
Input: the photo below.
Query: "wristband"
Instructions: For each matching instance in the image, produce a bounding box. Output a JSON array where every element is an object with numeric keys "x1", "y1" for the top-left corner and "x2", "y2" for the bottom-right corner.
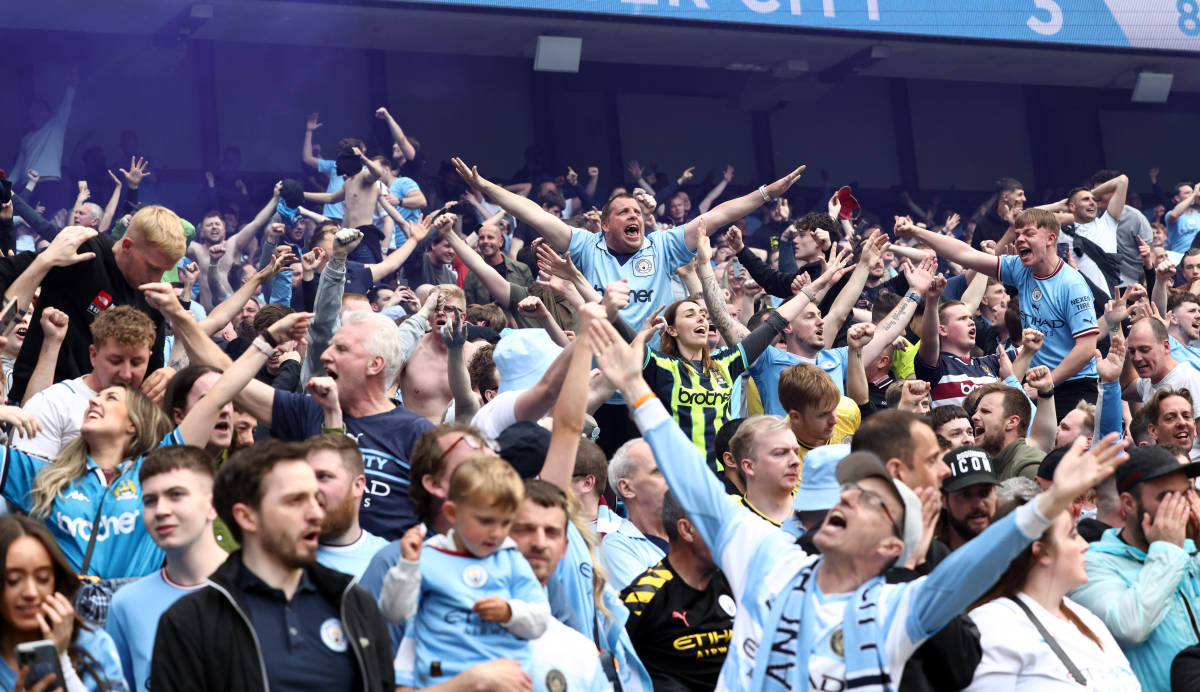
[
  {"x1": 801, "y1": 288, "x2": 816, "y2": 302},
  {"x1": 1037, "y1": 389, "x2": 1054, "y2": 399},
  {"x1": 904, "y1": 291, "x2": 922, "y2": 304},
  {"x1": 633, "y1": 393, "x2": 657, "y2": 409},
  {"x1": 259, "y1": 330, "x2": 279, "y2": 347},
  {"x1": 322, "y1": 425, "x2": 347, "y2": 434},
  {"x1": 758, "y1": 185, "x2": 772, "y2": 203},
  {"x1": 251, "y1": 336, "x2": 273, "y2": 356}
]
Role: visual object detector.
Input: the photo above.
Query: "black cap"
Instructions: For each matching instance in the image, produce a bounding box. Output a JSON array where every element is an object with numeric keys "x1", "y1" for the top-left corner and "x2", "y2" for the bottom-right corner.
[
  {"x1": 1037, "y1": 447, "x2": 1070, "y2": 481},
  {"x1": 942, "y1": 446, "x2": 999, "y2": 493},
  {"x1": 1115, "y1": 445, "x2": 1200, "y2": 494},
  {"x1": 495, "y1": 421, "x2": 550, "y2": 480}
]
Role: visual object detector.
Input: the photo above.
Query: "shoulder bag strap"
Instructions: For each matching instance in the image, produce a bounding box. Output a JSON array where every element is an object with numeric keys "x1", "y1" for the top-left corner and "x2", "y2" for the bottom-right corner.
[
  {"x1": 79, "y1": 469, "x2": 113, "y2": 577},
  {"x1": 1008, "y1": 595, "x2": 1087, "y2": 686}
]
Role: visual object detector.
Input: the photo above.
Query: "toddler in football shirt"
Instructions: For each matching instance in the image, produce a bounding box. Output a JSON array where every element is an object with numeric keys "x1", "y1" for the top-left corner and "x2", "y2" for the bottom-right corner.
[{"x1": 380, "y1": 455, "x2": 549, "y2": 686}]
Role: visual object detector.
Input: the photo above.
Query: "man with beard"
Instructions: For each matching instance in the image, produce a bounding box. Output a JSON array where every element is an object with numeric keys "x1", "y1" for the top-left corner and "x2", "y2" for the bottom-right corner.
[
  {"x1": 1124, "y1": 318, "x2": 1200, "y2": 462},
  {"x1": 939, "y1": 446, "x2": 998, "y2": 551},
  {"x1": 970, "y1": 382, "x2": 1044, "y2": 480},
  {"x1": 307, "y1": 433, "x2": 389, "y2": 580},
  {"x1": 1070, "y1": 445, "x2": 1200, "y2": 692},
  {"x1": 150, "y1": 440, "x2": 393, "y2": 692},
  {"x1": 463, "y1": 222, "x2": 532, "y2": 306}
]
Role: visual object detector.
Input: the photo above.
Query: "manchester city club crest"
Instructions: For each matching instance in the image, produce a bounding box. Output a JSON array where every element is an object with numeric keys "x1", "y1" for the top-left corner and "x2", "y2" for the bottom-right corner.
[
  {"x1": 462, "y1": 564, "x2": 489, "y2": 588},
  {"x1": 545, "y1": 669, "x2": 568, "y2": 692},
  {"x1": 1031, "y1": 288, "x2": 1042, "y2": 303},
  {"x1": 633, "y1": 256, "x2": 655, "y2": 277}
]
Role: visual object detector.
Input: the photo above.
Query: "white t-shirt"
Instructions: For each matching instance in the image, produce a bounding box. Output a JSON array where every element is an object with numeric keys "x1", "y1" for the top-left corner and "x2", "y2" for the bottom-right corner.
[
  {"x1": 1068, "y1": 212, "x2": 1118, "y2": 298},
  {"x1": 14, "y1": 376, "x2": 96, "y2": 460},
  {"x1": 470, "y1": 390, "x2": 521, "y2": 440},
  {"x1": 966, "y1": 593, "x2": 1140, "y2": 692},
  {"x1": 1135, "y1": 362, "x2": 1200, "y2": 461}
]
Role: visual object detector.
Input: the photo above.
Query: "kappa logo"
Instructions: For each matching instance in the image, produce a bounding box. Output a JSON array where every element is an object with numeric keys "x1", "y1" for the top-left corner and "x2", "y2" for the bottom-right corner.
[
  {"x1": 62, "y1": 490, "x2": 90, "y2": 503},
  {"x1": 633, "y1": 256, "x2": 655, "y2": 277}
]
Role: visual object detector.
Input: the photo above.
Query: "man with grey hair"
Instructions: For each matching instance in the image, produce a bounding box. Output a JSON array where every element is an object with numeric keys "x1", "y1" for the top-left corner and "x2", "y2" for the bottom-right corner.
[
  {"x1": 729, "y1": 415, "x2": 801, "y2": 530},
  {"x1": 167, "y1": 297, "x2": 433, "y2": 539},
  {"x1": 602, "y1": 438, "x2": 669, "y2": 589}
]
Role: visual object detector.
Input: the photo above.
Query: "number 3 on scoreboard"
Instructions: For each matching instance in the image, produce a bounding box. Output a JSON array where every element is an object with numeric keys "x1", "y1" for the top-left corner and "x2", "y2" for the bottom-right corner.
[{"x1": 1027, "y1": 0, "x2": 1063, "y2": 36}]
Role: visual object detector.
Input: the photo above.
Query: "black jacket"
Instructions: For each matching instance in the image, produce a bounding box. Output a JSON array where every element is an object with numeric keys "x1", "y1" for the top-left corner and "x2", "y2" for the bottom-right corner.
[
  {"x1": 0, "y1": 232, "x2": 167, "y2": 403},
  {"x1": 150, "y1": 552, "x2": 393, "y2": 692}
]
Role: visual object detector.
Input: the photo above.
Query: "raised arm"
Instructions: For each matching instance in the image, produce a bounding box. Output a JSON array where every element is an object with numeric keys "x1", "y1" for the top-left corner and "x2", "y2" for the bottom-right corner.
[
  {"x1": 695, "y1": 232, "x2": 749, "y2": 346},
  {"x1": 453, "y1": 158, "x2": 573, "y2": 253},
  {"x1": 197, "y1": 247, "x2": 296, "y2": 336},
  {"x1": 697, "y1": 166, "x2": 733, "y2": 214},
  {"x1": 353, "y1": 147, "x2": 383, "y2": 184},
  {"x1": 99, "y1": 171, "x2": 123, "y2": 234},
  {"x1": 845, "y1": 323, "x2": 874, "y2": 406},
  {"x1": 22, "y1": 308, "x2": 68, "y2": 406},
  {"x1": 370, "y1": 211, "x2": 427, "y2": 283},
  {"x1": 302, "y1": 113, "x2": 322, "y2": 169},
  {"x1": 916, "y1": 273, "x2": 945, "y2": 368},
  {"x1": 1093, "y1": 173, "x2": 1130, "y2": 222},
  {"x1": 894, "y1": 216, "x2": 1000, "y2": 276},
  {"x1": 861, "y1": 255, "x2": 938, "y2": 365},
  {"x1": 375, "y1": 107, "x2": 416, "y2": 162},
  {"x1": 1025, "y1": 365, "x2": 1058, "y2": 453},
  {"x1": 227, "y1": 184, "x2": 282, "y2": 259},
  {"x1": 682, "y1": 164, "x2": 807, "y2": 251},
  {"x1": 436, "y1": 213, "x2": 513, "y2": 308},
  {"x1": 4, "y1": 227, "x2": 98, "y2": 312},
  {"x1": 542, "y1": 304, "x2": 602, "y2": 490},
  {"x1": 824, "y1": 231, "x2": 888, "y2": 347},
  {"x1": 177, "y1": 312, "x2": 312, "y2": 446},
  {"x1": 1169, "y1": 186, "x2": 1199, "y2": 224}
]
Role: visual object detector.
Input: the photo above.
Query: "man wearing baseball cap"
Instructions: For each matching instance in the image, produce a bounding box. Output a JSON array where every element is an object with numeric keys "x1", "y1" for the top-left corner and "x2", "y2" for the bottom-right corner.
[
  {"x1": 940, "y1": 446, "x2": 999, "y2": 551},
  {"x1": 1070, "y1": 445, "x2": 1200, "y2": 691},
  {"x1": 591, "y1": 314, "x2": 1128, "y2": 692}
]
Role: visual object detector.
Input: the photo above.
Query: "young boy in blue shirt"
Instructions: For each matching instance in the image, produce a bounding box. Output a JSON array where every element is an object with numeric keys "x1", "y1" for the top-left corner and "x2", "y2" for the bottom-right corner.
[
  {"x1": 380, "y1": 455, "x2": 549, "y2": 687},
  {"x1": 106, "y1": 446, "x2": 230, "y2": 692}
]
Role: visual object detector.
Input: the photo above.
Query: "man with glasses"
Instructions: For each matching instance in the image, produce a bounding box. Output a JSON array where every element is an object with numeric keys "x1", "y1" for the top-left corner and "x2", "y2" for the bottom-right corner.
[
  {"x1": 588, "y1": 316, "x2": 1127, "y2": 692},
  {"x1": 399, "y1": 283, "x2": 481, "y2": 423}
]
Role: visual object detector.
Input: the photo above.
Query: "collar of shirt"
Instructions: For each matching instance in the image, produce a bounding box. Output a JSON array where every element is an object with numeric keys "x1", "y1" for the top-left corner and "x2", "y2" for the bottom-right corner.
[{"x1": 239, "y1": 564, "x2": 319, "y2": 602}]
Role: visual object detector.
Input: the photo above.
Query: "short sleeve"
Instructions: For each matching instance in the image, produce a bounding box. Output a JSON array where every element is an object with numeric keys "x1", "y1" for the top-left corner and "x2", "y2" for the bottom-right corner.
[
  {"x1": 997, "y1": 254, "x2": 1022, "y2": 286},
  {"x1": 1064, "y1": 276, "x2": 1099, "y2": 337},
  {"x1": 912, "y1": 353, "x2": 944, "y2": 382},
  {"x1": 654, "y1": 225, "x2": 696, "y2": 272},
  {"x1": 390, "y1": 177, "x2": 419, "y2": 198},
  {"x1": 567, "y1": 228, "x2": 596, "y2": 271},
  {"x1": 317, "y1": 159, "x2": 335, "y2": 174},
  {"x1": 80, "y1": 627, "x2": 129, "y2": 692},
  {"x1": 0, "y1": 447, "x2": 44, "y2": 511},
  {"x1": 12, "y1": 390, "x2": 67, "y2": 460},
  {"x1": 270, "y1": 390, "x2": 323, "y2": 441}
]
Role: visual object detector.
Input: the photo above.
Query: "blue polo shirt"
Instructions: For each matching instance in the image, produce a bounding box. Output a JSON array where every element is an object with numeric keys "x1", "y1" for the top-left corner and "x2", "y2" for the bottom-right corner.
[
  {"x1": 107, "y1": 568, "x2": 207, "y2": 692},
  {"x1": 240, "y1": 567, "x2": 357, "y2": 691},
  {"x1": 567, "y1": 225, "x2": 695, "y2": 330}
]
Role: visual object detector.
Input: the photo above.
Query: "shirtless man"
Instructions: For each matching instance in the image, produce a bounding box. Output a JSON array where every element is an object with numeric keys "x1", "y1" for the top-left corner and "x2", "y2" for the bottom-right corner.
[
  {"x1": 304, "y1": 143, "x2": 387, "y2": 265},
  {"x1": 399, "y1": 283, "x2": 480, "y2": 423},
  {"x1": 188, "y1": 183, "x2": 282, "y2": 309}
]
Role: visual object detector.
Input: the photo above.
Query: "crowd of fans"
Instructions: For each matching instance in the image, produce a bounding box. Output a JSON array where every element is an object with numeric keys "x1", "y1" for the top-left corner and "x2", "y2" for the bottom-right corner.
[{"x1": 3, "y1": 82, "x2": 1200, "y2": 692}]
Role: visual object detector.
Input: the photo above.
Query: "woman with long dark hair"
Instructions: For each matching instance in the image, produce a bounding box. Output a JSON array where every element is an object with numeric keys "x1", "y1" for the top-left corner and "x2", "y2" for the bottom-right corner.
[
  {"x1": 965, "y1": 494, "x2": 1140, "y2": 691},
  {"x1": 0, "y1": 515, "x2": 124, "y2": 692}
]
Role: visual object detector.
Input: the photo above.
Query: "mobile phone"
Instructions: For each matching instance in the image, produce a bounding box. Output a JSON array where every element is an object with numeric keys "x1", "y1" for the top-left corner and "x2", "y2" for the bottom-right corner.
[
  {"x1": 16, "y1": 639, "x2": 64, "y2": 687},
  {"x1": 0, "y1": 298, "x2": 21, "y2": 335}
]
